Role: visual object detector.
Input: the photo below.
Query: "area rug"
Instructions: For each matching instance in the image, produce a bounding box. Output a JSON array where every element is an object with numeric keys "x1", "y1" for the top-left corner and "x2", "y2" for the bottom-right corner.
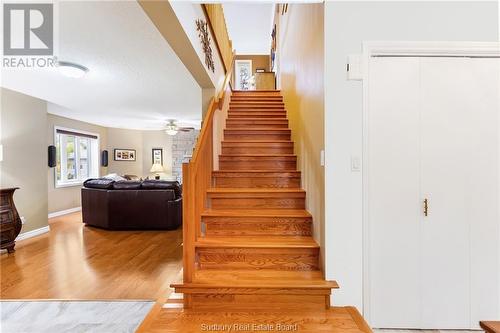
[{"x1": 0, "y1": 300, "x2": 154, "y2": 333}]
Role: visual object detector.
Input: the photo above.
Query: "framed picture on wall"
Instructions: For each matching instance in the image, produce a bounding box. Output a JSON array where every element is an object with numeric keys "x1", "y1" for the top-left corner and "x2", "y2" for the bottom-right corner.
[
  {"x1": 152, "y1": 148, "x2": 163, "y2": 165},
  {"x1": 114, "y1": 149, "x2": 136, "y2": 161}
]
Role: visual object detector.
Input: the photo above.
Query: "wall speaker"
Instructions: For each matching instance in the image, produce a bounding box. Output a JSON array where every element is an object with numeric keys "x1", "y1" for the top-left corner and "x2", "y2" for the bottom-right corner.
[
  {"x1": 48, "y1": 145, "x2": 56, "y2": 168},
  {"x1": 101, "y1": 150, "x2": 108, "y2": 167}
]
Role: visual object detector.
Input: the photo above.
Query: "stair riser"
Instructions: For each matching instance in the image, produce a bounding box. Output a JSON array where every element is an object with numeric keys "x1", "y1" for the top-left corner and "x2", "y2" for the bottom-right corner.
[
  {"x1": 226, "y1": 121, "x2": 289, "y2": 128},
  {"x1": 230, "y1": 107, "x2": 285, "y2": 112},
  {"x1": 222, "y1": 141, "x2": 293, "y2": 147},
  {"x1": 230, "y1": 98, "x2": 283, "y2": 103},
  {"x1": 190, "y1": 294, "x2": 327, "y2": 311},
  {"x1": 230, "y1": 104, "x2": 285, "y2": 108},
  {"x1": 232, "y1": 92, "x2": 281, "y2": 96},
  {"x1": 197, "y1": 247, "x2": 319, "y2": 270},
  {"x1": 221, "y1": 146, "x2": 293, "y2": 154},
  {"x1": 219, "y1": 160, "x2": 296, "y2": 171},
  {"x1": 209, "y1": 196, "x2": 305, "y2": 209},
  {"x1": 214, "y1": 175, "x2": 300, "y2": 188},
  {"x1": 224, "y1": 133, "x2": 291, "y2": 141},
  {"x1": 203, "y1": 217, "x2": 312, "y2": 236},
  {"x1": 228, "y1": 113, "x2": 287, "y2": 118}
]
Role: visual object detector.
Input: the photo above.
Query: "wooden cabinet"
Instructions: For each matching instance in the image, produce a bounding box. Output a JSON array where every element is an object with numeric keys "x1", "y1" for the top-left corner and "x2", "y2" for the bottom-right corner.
[{"x1": 0, "y1": 188, "x2": 22, "y2": 253}]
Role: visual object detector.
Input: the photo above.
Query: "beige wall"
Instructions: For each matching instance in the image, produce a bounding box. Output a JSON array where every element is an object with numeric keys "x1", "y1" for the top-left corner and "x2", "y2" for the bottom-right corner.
[
  {"x1": 47, "y1": 113, "x2": 108, "y2": 214},
  {"x1": 232, "y1": 54, "x2": 271, "y2": 85},
  {"x1": 107, "y1": 128, "x2": 174, "y2": 179},
  {"x1": 1, "y1": 88, "x2": 48, "y2": 233},
  {"x1": 47, "y1": 117, "x2": 176, "y2": 214},
  {"x1": 107, "y1": 128, "x2": 144, "y2": 177},
  {"x1": 236, "y1": 54, "x2": 270, "y2": 73},
  {"x1": 1, "y1": 90, "x2": 179, "y2": 219},
  {"x1": 276, "y1": 4, "x2": 325, "y2": 268},
  {"x1": 142, "y1": 130, "x2": 173, "y2": 176}
]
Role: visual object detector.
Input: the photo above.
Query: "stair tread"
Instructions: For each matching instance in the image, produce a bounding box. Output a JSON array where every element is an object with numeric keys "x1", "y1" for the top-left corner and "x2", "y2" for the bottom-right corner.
[
  {"x1": 225, "y1": 127, "x2": 290, "y2": 130},
  {"x1": 225, "y1": 127, "x2": 291, "y2": 132},
  {"x1": 223, "y1": 140, "x2": 292, "y2": 143},
  {"x1": 173, "y1": 270, "x2": 338, "y2": 289},
  {"x1": 213, "y1": 170, "x2": 300, "y2": 174},
  {"x1": 226, "y1": 118, "x2": 287, "y2": 120},
  {"x1": 195, "y1": 235, "x2": 318, "y2": 248},
  {"x1": 202, "y1": 209, "x2": 311, "y2": 217},
  {"x1": 207, "y1": 188, "x2": 305, "y2": 193},
  {"x1": 232, "y1": 90, "x2": 281, "y2": 93},
  {"x1": 220, "y1": 154, "x2": 296, "y2": 157}
]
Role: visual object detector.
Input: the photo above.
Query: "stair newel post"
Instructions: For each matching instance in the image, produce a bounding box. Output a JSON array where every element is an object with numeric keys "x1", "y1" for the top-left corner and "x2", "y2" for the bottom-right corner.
[{"x1": 182, "y1": 162, "x2": 195, "y2": 307}]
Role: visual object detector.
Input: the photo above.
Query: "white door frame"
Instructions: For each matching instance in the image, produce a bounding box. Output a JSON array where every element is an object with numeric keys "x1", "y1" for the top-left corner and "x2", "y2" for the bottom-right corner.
[
  {"x1": 361, "y1": 41, "x2": 500, "y2": 324},
  {"x1": 235, "y1": 59, "x2": 253, "y2": 90}
]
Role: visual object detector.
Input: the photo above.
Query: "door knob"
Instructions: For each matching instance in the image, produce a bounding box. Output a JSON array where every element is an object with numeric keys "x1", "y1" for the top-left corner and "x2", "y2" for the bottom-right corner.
[{"x1": 423, "y1": 198, "x2": 429, "y2": 217}]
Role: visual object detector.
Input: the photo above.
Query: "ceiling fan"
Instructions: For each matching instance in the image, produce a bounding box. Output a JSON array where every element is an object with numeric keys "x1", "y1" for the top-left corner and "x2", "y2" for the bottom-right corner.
[{"x1": 164, "y1": 120, "x2": 195, "y2": 136}]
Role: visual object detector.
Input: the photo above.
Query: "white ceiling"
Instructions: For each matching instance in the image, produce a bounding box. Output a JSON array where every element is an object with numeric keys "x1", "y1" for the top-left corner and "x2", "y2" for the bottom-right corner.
[
  {"x1": 1, "y1": 1, "x2": 202, "y2": 130},
  {"x1": 223, "y1": 3, "x2": 274, "y2": 55}
]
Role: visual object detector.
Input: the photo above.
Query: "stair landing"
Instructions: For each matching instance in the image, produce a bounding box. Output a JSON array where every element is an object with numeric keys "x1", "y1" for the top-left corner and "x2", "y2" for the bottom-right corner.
[{"x1": 137, "y1": 296, "x2": 372, "y2": 333}]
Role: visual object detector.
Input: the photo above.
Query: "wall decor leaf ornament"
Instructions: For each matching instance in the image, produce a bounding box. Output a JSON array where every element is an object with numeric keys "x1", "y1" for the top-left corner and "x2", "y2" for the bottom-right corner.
[{"x1": 195, "y1": 19, "x2": 215, "y2": 73}]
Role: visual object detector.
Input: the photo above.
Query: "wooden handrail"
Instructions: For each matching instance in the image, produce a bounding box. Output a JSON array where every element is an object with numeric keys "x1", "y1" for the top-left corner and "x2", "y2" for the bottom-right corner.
[
  {"x1": 203, "y1": 4, "x2": 233, "y2": 73},
  {"x1": 182, "y1": 53, "x2": 235, "y2": 289}
]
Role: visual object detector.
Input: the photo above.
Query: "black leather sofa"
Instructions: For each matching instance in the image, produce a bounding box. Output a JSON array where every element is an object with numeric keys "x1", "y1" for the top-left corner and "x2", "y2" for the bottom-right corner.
[{"x1": 81, "y1": 179, "x2": 182, "y2": 230}]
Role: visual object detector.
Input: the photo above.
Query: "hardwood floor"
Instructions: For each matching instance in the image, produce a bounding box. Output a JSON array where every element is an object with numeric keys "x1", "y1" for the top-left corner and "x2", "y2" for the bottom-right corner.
[
  {"x1": 138, "y1": 297, "x2": 371, "y2": 333},
  {"x1": 374, "y1": 330, "x2": 478, "y2": 333},
  {"x1": 0, "y1": 212, "x2": 183, "y2": 299}
]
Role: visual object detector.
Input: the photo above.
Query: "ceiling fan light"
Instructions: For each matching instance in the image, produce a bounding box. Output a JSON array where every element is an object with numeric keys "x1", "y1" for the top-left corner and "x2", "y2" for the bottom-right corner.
[
  {"x1": 165, "y1": 123, "x2": 178, "y2": 136},
  {"x1": 166, "y1": 129, "x2": 178, "y2": 136}
]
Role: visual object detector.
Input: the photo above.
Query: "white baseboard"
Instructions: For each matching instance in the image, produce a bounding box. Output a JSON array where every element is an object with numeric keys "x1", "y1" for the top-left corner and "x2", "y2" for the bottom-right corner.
[
  {"x1": 48, "y1": 207, "x2": 81, "y2": 219},
  {"x1": 16, "y1": 226, "x2": 50, "y2": 242}
]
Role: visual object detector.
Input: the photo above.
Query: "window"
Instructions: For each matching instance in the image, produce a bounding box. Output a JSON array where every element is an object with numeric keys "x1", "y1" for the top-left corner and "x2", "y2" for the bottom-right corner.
[{"x1": 55, "y1": 127, "x2": 99, "y2": 187}]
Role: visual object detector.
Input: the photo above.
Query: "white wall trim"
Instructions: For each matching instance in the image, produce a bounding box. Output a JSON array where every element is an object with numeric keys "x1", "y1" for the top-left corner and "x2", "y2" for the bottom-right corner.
[
  {"x1": 364, "y1": 41, "x2": 500, "y2": 58},
  {"x1": 361, "y1": 41, "x2": 500, "y2": 323},
  {"x1": 15, "y1": 226, "x2": 50, "y2": 242},
  {"x1": 48, "y1": 206, "x2": 81, "y2": 219}
]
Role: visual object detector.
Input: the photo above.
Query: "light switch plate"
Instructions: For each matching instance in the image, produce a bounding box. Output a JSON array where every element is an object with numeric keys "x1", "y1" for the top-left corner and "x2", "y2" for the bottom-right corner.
[
  {"x1": 351, "y1": 156, "x2": 361, "y2": 172},
  {"x1": 347, "y1": 54, "x2": 363, "y2": 81}
]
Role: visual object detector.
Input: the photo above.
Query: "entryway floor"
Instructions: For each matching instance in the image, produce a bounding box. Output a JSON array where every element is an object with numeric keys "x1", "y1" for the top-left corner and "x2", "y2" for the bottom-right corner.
[
  {"x1": 0, "y1": 300, "x2": 154, "y2": 333},
  {"x1": 373, "y1": 329, "x2": 482, "y2": 333}
]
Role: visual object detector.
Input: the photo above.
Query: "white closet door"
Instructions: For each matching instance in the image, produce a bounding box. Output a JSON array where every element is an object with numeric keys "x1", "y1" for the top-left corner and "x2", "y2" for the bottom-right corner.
[
  {"x1": 467, "y1": 58, "x2": 500, "y2": 325},
  {"x1": 368, "y1": 57, "x2": 421, "y2": 328},
  {"x1": 368, "y1": 56, "x2": 500, "y2": 329},
  {"x1": 420, "y1": 58, "x2": 472, "y2": 328},
  {"x1": 420, "y1": 57, "x2": 499, "y2": 328}
]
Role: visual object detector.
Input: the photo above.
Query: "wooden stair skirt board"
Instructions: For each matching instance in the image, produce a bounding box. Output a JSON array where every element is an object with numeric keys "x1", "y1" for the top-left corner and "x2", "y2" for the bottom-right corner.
[{"x1": 173, "y1": 90, "x2": 343, "y2": 316}]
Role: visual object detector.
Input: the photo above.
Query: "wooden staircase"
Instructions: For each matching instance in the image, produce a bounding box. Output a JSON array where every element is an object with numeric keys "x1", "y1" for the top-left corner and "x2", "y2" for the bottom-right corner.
[{"x1": 171, "y1": 90, "x2": 339, "y2": 311}]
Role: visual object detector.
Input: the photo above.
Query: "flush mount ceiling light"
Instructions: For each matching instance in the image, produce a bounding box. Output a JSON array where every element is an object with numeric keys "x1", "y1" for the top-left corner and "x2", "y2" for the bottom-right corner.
[{"x1": 57, "y1": 61, "x2": 88, "y2": 78}]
